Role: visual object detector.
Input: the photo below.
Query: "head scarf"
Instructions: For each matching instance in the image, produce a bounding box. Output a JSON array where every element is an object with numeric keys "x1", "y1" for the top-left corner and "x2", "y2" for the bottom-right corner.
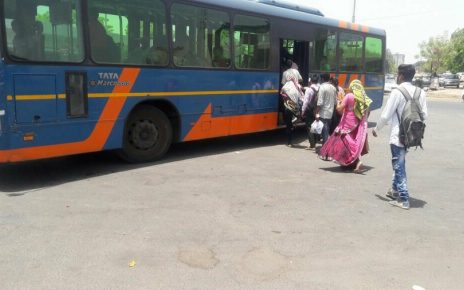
[{"x1": 349, "y1": 80, "x2": 372, "y2": 120}]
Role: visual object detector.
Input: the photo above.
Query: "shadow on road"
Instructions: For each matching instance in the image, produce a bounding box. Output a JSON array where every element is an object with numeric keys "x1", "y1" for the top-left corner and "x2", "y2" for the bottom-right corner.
[
  {"x1": 375, "y1": 194, "x2": 427, "y2": 209},
  {"x1": 0, "y1": 128, "x2": 308, "y2": 194}
]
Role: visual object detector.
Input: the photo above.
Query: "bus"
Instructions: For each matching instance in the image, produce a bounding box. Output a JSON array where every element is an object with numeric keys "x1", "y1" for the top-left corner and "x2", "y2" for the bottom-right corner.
[{"x1": 0, "y1": 0, "x2": 385, "y2": 163}]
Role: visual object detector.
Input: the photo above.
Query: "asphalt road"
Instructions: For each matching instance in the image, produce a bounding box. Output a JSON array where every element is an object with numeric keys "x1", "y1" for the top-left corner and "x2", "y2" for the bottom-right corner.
[{"x1": 1, "y1": 96, "x2": 463, "y2": 289}]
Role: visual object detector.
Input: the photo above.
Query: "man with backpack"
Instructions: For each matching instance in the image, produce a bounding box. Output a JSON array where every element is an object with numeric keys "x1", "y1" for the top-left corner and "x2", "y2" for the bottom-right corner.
[{"x1": 372, "y1": 64, "x2": 428, "y2": 210}]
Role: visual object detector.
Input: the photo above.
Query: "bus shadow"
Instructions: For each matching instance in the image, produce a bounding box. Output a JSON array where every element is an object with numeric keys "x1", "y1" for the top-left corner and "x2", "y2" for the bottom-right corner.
[{"x1": 0, "y1": 128, "x2": 307, "y2": 194}]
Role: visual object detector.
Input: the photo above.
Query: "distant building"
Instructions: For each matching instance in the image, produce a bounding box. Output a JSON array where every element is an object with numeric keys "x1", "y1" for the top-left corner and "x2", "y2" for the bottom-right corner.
[{"x1": 393, "y1": 53, "x2": 405, "y2": 67}]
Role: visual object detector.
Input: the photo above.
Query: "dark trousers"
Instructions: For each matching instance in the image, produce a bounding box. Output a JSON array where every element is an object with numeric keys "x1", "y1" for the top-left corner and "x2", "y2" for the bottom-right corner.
[
  {"x1": 304, "y1": 111, "x2": 316, "y2": 147},
  {"x1": 321, "y1": 118, "x2": 332, "y2": 144},
  {"x1": 284, "y1": 108, "x2": 294, "y2": 145}
]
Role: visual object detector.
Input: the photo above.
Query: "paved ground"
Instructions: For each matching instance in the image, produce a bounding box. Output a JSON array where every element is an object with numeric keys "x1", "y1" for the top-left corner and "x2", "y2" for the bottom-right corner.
[{"x1": 1, "y1": 93, "x2": 463, "y2": 289}]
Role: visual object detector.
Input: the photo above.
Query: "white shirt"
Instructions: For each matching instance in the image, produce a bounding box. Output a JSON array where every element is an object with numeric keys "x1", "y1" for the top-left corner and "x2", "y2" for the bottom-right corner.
[
  {"x1": 375, "y1": 82, "x2": 428, "y2": 147},
  {"x1": 317, "y1": 82, "x2": 337, "y2": 119},
  {"x1": 281, "y1": 68, "x2": 302, "y2": 85}
]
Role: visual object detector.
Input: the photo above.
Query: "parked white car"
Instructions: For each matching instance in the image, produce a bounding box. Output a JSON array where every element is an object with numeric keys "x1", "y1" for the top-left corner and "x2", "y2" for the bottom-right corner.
[{"x1": 384, "y1": 78, "x2": 398, "y2": 93}]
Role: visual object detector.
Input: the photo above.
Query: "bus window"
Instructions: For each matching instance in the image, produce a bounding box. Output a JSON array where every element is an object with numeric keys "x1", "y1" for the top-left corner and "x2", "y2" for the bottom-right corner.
[
  {"x1": 234, "y1": 15, "x2": 270, "y2": 70},
  {"x1": 121, "y1": 0, "x2": 169, "y2": 66},
  {"x1": 87, "y1": 1, "x2": 127, "y2": 63},
  {"x1": 311, "y1": 29, "x2": 337, "y2": 71},
  {"x1": 171, "y1": 4, "x2": 230, "y2": 68},
  {"x1": 339, "y1": 32, "x2": 363, "y2": 72},
  {"x1": 365, "y1": 36, "x2": 383, "y2": 73},
  {"x1": 3, "y1": 0, "x2": 84, "y2": 62}
]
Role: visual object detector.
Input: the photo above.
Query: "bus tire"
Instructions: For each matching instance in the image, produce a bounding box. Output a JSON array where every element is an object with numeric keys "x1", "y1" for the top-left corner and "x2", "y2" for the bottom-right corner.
[{"x1": 119, "y1": 106, "x2": 172, "y2": 163}]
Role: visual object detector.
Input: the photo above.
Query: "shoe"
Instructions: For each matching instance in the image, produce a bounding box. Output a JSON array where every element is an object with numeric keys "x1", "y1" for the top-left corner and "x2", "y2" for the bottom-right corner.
[
  {"x1": 286, "y1": 144, "x2": 293, "y2": 147},
  {"x1": 305, "y1": 146, "x2": 315, "y2": 151},
  {"x1": 389, "y1": 199, "x2": 410, "y2": 210},
  {"x1": 386, "y1": 188, "x2": 399, "y2": 200}
]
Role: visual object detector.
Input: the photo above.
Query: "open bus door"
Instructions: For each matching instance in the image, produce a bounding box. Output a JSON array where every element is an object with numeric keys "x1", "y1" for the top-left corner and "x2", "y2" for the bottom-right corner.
[{"x1": 278, "y1": 39, "x2": 310, "y2": 125}]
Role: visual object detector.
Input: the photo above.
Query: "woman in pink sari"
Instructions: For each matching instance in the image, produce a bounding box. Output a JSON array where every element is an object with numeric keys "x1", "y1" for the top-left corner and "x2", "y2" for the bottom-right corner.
[{"x1": 319, "y1": 80, "x2": 372, "y2": 172}]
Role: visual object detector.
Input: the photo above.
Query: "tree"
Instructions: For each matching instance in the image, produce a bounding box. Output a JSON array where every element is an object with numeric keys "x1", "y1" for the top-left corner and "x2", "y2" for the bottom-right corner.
[
  {"x1": 445, "y1": 28, "x2": 464, "y2": 73},
  {"x1": 385, "y1": 48, "x2": 396, "y2": 74},
  {"x1": 418, "y1": 35, "x2": 449, "y2": 75}
]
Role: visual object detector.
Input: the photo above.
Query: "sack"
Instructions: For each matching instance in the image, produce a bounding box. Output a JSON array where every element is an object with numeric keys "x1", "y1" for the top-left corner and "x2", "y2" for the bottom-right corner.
[
  {"x1": 281, "y1": 79, "x2": 303, "y2": 118},
  {"x1": 310, "y1": 120, "x2": 324, "y2": 134},
  {"x1": 396, "y1": 87, "x2": 426, "y2": 149}
]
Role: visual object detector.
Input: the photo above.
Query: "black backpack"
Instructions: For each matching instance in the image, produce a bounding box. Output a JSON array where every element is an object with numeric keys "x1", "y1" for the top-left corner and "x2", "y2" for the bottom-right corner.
[{"x1": 396, "y1": 86, "x2": 426, "y2": 149}]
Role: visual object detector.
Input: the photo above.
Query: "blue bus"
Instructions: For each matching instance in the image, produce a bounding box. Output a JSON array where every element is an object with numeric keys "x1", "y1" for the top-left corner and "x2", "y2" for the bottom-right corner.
[{"x1": 0, "y1": 0, "x2": 385, "y2": 163}]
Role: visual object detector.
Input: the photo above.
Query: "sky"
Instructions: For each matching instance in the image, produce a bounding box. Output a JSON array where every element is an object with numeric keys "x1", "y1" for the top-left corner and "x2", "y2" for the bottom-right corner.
[{"x1": 287, "y1": 0, "x2": 463, "y2": 63}]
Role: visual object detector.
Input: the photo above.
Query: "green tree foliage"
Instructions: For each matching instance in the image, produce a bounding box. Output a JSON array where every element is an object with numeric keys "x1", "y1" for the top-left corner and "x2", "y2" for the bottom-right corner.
[
  {"x1": 418, "y1": 35, "x2": 449, "y2": 74},
  {"x1": 445, "y1": 28, "x2": 464, "y2": 73}
]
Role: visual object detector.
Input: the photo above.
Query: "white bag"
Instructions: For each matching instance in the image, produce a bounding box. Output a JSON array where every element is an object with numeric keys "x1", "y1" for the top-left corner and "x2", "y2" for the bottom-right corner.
[{"x1": 310, "y1": 120, "x2": 324, "y2": 134}]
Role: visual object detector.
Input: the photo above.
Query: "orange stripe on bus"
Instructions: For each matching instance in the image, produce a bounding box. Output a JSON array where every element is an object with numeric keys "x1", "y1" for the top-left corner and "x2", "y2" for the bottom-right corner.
[
  {"x1": 338, "y1": 74, "x2": 348, "y2": 88},
  {"x1": 0, "y1": 68, "x2": 140, "y2": 163},
  {"x1": 339, "y1": 21, "x2": 348, "y2": 29},
  {"x1": 184, "y1": 104, "x2": 278, "y2": 141},
  {"x1": 348, "y1": 74, "x2": 359, "y2": 85},
  {"x1": 351, "y1": 23, "x2": 359, "y2": 31},
  {"x1": 362, "y1": 26, "x2": 369, "y2": 33}
]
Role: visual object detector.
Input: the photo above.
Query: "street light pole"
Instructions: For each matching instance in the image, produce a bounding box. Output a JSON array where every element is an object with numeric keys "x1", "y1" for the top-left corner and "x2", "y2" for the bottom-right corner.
[{"x1": 352, "y1": 0, "x2": 357, "y2": 23}]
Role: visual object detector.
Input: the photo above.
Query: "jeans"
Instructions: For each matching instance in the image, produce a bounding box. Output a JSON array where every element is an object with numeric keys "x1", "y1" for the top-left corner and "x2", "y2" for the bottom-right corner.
[
  {"x1": 320, "y1": 118, "x2": 331, "y2": 144},
  {"x1": 391, "y1": 144, "x2": 408, "y2": 201}
]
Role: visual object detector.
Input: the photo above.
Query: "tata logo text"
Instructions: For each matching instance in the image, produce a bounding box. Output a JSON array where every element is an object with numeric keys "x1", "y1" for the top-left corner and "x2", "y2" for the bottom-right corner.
[{"x1": 89, "y1": 72, "x2": 129, "y2": 87}]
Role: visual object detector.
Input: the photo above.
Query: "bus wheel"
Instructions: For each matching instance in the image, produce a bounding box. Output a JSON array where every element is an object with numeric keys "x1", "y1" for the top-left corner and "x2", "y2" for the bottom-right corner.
[{"x1": 119, "y1": 106, "x2": 172, "y2": 163}]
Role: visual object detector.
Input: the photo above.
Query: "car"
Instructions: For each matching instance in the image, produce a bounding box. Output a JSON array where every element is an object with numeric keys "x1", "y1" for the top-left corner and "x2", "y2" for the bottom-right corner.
[
  {"x1": 438, "y1": 74, "x2": 445, "y2": 86},
  {"x1": 442, "y1": 74, "x2": 460, "y2": 88},
  {"x1": 384, "y1": 77, "x2": 398, "y2": 92},
  {"x1": 421, "y1": 75, "x2": 431, "y2": 87}
]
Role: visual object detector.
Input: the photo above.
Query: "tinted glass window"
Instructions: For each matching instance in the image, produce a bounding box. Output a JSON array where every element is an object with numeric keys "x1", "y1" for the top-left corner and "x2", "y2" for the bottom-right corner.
[
  {"x1": 234, "y1": 15, "x2": 270, "y2": 70},
  {"x1": 339, "y1": 32, "x2": 363, "y2": 72},
  {"x1": 171, "y1": 4, "x2": 230, "y2": 68},
  {"x1": 311, "y1": 29, "x2": 337, "y2": 71},
  {"x1": 365, "y1": 36, "x2": 383, "y2": 72},
  {"x1": 4, "y1": 0, "x2": 84, "y2": 62},
  {"x1": 66, "y1": 72, "x2": 87, "y2": 117},
  {"x1": 88, "y1": 0, "x2": 167, "y2": 65}
]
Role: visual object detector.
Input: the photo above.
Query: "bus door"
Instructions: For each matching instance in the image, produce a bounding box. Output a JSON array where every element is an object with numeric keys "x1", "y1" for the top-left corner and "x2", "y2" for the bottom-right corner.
[
  {"x1": 281, "y1": 39, "x2": 310, "y2": 85},
  {"x1": 279, "y1": 39, "x2": 310, "y2": 125}
]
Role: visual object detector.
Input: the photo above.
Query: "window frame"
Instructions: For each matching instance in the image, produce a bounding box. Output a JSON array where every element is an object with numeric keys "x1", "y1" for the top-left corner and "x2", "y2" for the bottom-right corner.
[
  {"x1": 169, "y1": 2, "x2": 232, "y2": 69},
  {"x1": 2, "y1": 0, "x2": 85, "y2": 64},
  {"x1": 337, "y1": 30, "x2": 365, "y2": 73},
  {"x1": 232, "y1": 12, "x2": 271, "y2": 71}
]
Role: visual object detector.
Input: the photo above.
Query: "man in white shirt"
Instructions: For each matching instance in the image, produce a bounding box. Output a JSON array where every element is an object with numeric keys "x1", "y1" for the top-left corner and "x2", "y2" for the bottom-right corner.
[
  {"x1": 281, "y1": 60, "x2": 303, "y2": 86},
  {"x1": 372, "y1": 64, "x2": 428, "y2": 210},
  {"x1": 316, "y1": 73, "x2": 337, "y2": 146}
]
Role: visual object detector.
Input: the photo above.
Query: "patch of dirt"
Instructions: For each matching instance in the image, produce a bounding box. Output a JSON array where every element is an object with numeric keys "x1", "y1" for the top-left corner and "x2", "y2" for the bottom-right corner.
[{"x1": 426, "y1": 88, "x2": 463, "y2": 100}]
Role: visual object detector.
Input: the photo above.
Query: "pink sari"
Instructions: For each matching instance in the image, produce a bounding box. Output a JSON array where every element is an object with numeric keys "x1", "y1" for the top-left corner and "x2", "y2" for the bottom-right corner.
[{"x1": 319, "y1": 93, "x2": 368, "y2": 166}]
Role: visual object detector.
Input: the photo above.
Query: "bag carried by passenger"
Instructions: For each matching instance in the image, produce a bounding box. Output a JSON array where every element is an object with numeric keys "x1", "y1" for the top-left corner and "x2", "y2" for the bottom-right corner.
[
  {"x1": 396, "y1": 86, "x2": 426, "y2": 149},
  {"x1": 310, "y1": 120, "x2": 324, "y2": 134},
  {"x1": 281, "y1": 79, "x2": 303, "y2": 118}
]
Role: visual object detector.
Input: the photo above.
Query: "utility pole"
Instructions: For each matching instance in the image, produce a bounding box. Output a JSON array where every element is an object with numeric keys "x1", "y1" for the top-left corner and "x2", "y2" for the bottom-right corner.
[{"x1": 352, "y1": 0, "x2": 357, "y2": 23}]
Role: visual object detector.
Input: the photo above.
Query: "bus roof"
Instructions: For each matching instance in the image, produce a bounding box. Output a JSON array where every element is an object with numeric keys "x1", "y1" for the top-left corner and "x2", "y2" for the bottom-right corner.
[{"x1": 193, "y1": 0, "x2": 386, "y2": 37}]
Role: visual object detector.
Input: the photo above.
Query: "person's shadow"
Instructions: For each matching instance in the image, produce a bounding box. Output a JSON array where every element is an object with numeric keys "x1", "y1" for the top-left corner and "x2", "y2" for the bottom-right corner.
[{"x1": 375, "y1": 194, "x2": 427, "y2": 209}]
